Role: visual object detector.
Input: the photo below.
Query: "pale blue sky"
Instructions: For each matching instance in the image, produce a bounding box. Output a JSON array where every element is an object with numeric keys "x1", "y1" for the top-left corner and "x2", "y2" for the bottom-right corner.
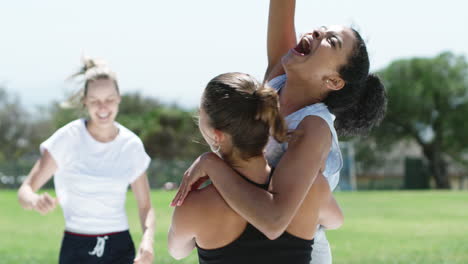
[{"x1": 1, "y1": 0, "x2": 466, "y2": 112}]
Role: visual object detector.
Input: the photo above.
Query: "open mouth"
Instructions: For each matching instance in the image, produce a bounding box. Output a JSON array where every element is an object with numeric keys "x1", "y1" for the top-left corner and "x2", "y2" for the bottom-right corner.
[
  {"x1": 292, "y1": 36, "x2": 313, "y2": 56},
  {"x1": 97, "y1": 113, "x2": 111, "y2": 120}
]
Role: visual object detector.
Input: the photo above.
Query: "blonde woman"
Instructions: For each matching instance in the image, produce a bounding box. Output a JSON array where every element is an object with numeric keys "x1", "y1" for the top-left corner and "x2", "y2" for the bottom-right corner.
[{"x1": 18, "y1": 58, "x2": 155, "y2": 264}]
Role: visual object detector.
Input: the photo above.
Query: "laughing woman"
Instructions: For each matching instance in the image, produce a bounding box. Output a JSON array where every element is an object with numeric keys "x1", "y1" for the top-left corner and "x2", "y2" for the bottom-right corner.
[
  {"x1": 173, "y1": 0, "x2": 387, "y2": 263},
  {"x1": 169, "y1": 72, "x2": 343, "y2": 264},
  {"x1": 18, "y1": 58, "x2": 155, "y2": 264}
]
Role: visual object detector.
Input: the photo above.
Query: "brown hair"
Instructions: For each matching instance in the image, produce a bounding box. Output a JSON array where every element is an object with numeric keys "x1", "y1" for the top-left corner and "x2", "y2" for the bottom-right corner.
[
  {"x1": 63, "y1": 57, "x2": 119, "y2": 108},
  {"x1": 202, "y1": 72, "x2": 287, "y2": 160}
]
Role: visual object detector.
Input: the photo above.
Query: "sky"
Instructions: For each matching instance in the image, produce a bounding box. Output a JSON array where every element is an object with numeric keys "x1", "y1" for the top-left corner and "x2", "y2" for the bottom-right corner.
[{"x1": 0, "y1": 0, "x2": 467, "y2": 112}]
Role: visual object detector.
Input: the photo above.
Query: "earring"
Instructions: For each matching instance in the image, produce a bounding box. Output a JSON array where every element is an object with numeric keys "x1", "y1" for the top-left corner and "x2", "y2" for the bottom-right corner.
[{"x1": 211, "y1": 144, "x2": 221, "y2": 153}]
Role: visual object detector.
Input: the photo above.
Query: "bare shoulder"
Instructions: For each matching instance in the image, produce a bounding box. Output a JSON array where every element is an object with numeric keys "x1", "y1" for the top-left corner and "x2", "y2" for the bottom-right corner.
[{"x1": 180, "y1": 184, "x2": 233, "y2": 216}]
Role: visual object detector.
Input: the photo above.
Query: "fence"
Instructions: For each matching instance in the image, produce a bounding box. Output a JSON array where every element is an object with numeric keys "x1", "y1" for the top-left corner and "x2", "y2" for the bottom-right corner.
[
  {"x1": 1, "y1": 143, "x2": 466, "y2": 190},
  {"x1": 0, "y1": 158, "x2": 192, "y2": 190}
]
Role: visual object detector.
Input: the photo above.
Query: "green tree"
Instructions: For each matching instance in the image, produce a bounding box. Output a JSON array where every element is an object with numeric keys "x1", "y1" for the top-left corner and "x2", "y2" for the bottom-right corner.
[
  {"x1": 117, "y1": 93, "x2": 207, "y2": 160},
  {"x1": 0, "y1": 86, "x2": 32, "y2": 162},
  {"x1": 135, "y1": 106, "x2": 208, "y2": 160},
  {"x1": 371, "y1": 52, "x2": 468, "y2": 189}
]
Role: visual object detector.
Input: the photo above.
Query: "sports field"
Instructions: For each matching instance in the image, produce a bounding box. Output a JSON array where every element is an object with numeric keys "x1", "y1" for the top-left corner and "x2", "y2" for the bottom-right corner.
[{"x1": 1, "y1": 190, "x2": 467, "y2": 264}]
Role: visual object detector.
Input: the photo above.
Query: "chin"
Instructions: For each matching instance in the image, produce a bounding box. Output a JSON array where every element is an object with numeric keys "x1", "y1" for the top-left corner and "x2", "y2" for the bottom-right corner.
[
  {"x1": 92, "y1": 116, "x2": 115, "y2": 126},
  {"x1": 281, "y1": 51, "x2": 295, "y2": 68},
  {"x1": 282, "y1": 52, "x2": 310, "y2": 73},
  {"x1": 282, "y1": 61, "x2": 303, "y2": 78}
]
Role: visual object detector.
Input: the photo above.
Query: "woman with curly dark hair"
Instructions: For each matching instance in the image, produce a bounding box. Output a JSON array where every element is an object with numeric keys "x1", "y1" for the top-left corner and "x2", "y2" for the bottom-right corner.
[
  {"x1": 173, "y1": 1, "x2": 387, "y2": 263},
  {"x1": 169, "y1": 72, "x2": 343, "y2": 264}
]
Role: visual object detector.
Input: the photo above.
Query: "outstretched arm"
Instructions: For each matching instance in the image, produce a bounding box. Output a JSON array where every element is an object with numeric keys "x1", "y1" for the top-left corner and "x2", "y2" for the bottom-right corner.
[
  {"x1": 265, "y1": 0, "x2": 297, "y2": 81},
  {"x1": 173, "y1": 116, "x2": 331, "y2": 239}
]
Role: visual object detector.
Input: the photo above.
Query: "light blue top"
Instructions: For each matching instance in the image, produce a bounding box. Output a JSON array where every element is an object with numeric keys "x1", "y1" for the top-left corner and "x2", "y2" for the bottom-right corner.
[{"x1": 265, "y1": 74, "x2": 342, "y2": 190}]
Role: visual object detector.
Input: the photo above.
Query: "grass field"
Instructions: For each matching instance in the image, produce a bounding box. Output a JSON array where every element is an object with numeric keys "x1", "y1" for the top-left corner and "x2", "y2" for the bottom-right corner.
[{"x1": 1, "y1": 190, "x2": 467, "y2": 264}]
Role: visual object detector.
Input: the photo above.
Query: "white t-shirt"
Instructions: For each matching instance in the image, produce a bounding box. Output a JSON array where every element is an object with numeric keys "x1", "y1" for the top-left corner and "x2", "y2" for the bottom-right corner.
[{"x1": 40, "y1": 119, "x2": 151, "y2": 234}]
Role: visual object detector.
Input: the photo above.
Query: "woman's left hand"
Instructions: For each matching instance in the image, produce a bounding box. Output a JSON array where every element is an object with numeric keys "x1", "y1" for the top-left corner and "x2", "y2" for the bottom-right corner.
[
  {"x1": 134, "y1": 238, "x2": 154, "y2": 264},
  {"x1": 171, "y1": 152, "x2": 217, "y2": 207}
]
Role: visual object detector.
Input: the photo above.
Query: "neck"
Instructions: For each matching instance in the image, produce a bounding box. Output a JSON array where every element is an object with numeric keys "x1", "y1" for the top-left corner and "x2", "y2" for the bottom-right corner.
[
  {"x1": 86, "y1": 119, "x2": 119, "y2": 143},
  {"x1": 279, "y1": 73, "x2": 324, "y2": 116},
  {"x1": 223, "y1": 153, "x2": 270, "y2": 185}
]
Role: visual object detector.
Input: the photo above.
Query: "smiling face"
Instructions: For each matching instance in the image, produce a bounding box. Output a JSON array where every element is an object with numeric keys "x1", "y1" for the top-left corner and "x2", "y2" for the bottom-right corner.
[
  {"x1": 282, "y1": 25, "x2": 357, "y2": 86},
  {"x1": 83, "y1": 78, "x2": 121, "y2": 126}
]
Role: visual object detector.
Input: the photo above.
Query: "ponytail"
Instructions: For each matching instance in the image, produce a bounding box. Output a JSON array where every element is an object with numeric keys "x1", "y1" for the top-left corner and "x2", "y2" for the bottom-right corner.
[
  {"x1": 254, "y1": 87, "x2": 288, "y2": 142},
  {"x1": 332, "y1": 73, "x2": 387, "y2": 136},
  {"x1": 202, "y1": 72, "x2": 287, "y2": 160},
  {"x1": 325, "y1": 29, "x2": 387, "y2": 136}
]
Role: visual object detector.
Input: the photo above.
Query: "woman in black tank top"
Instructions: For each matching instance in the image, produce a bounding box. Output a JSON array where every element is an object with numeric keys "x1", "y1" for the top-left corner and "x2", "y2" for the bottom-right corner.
[
  {"x1": 168, "y1": 73, "x2": 343, "y2": 264},
  {"x1": 196, "y1": 173, "x2": 315, "y2": 264}
]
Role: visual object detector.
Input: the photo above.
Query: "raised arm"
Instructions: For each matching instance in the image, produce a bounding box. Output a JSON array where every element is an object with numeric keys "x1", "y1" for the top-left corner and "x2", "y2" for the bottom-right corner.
[
  {"x1": 18, "y1": 150, "x2": 58, "y2": 214},
  {"x1": 265, "y1": 0, "x2": 297, "y2": 81},
  {"x1": 173, "y1": 116, "x2": 331, "y2": 239}
]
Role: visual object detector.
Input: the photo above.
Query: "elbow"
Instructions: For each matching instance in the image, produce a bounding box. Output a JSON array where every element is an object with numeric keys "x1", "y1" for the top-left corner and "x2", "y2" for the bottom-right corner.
[
  {"x1": 262, "y1": 216, "x2": 289, "y2": 240},
  {"x1": 337, "y1": 212, "x2": 344, "y2": 228},
  {"x1": 168, "y1": 247, "x2": 186, "y2": 260},
  {"x1": 167, "y1": 230, "x2": 192, "y2": 260},
  {"x1": 167, "y1": 243, "x2": 191, "y2": 260},
  {"x1": 332, "y1": 206, "x2": 345, "y2": 229},
  {"x1": 322, "y1": 211, "x2": 344, "y2": 230},
  {"x1": 329, "y1": 213, "x2": 344, "y2": 230},
  {"x1": 265, "y1": 230, "x2": 283, "y2": 240},
  {"x1": 167, "y1": 237, "x2": 180, "y2": 260}
]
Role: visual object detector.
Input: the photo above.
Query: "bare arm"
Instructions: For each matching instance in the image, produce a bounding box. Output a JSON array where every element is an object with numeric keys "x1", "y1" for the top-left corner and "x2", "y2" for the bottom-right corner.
[
  {"x1": 168, "y1": 193, "x2": 202, "y2": 260},
  {"x1": 190, "y1": 117, "x2": 331, "y2": 239},
  {"x1": 319, "y1": 195, "x2": 344, "y2": 230},
  {"x1": 18, "y1": 150, "x2": 58, "y2": 214},
  {"x1": 265, "y1": 0, "x2": 297, "y2": 81},
  {"x1": 131, "y1": 173, "x2": 155, "y2": 264}
]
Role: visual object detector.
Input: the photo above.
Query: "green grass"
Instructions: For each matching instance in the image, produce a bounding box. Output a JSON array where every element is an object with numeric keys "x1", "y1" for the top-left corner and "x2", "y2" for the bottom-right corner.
[{"x1": 1, "y1": 190, "x2": 467, "y2": 264}]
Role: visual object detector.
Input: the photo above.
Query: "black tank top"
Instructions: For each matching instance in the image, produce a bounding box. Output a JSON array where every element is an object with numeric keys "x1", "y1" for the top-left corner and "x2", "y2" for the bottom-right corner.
[{"x1": 196, "y1": 171, "x2": 314, "y2": 264}]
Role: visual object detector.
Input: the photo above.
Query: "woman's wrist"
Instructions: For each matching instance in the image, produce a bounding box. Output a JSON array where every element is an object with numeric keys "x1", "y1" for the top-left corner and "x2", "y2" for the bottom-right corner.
[
  {"x1": 18, "y1": 186, "x2": 38, "y2": 209},
  {"x1": 142, "y1": 236, "x2": 154, "y2": 244},
  {"x1": 141, "y1": 228, "x2": 155, "y2": 243}
]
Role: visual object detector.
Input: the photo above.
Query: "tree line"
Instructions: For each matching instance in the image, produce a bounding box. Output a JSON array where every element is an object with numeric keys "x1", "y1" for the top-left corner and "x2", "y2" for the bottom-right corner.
[{"x1": 1, "y1": 52, "x2": 467, "y2": 189}]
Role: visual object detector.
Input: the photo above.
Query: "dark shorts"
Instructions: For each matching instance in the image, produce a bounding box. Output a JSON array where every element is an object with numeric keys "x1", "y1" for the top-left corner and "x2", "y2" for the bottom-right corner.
[{"x1": 59, "y1": 230, "x2": 135, "y2": 264}]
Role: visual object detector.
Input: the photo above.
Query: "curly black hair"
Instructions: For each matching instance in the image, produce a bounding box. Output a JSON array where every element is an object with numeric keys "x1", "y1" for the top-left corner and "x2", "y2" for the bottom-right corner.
[{"x1": 324, "y1": 29, "x2": 387, "y2": 136}]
